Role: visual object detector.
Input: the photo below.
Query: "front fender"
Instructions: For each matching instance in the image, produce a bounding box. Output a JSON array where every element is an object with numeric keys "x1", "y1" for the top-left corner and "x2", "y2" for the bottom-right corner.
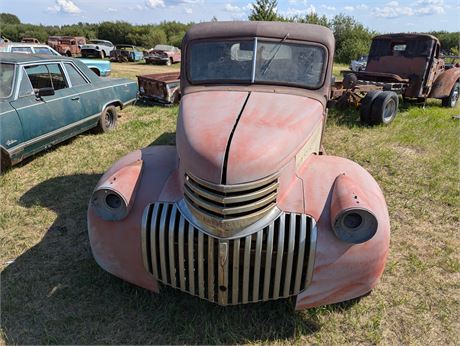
[
  {"x1": 295, "y1": 155, "x2": 390, "y2": 309},
  {"x1": 429, "y1": 67, "x2": 460, "y2": 99},
  {"x1": 87, "y1": 146, "x2": 178, "y2": 292}
]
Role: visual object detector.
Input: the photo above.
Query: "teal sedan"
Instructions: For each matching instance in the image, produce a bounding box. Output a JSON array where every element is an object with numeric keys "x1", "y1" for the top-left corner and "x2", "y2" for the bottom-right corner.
[{"x1": 0, "y1": 53, "x2": 138, "y2": 169}]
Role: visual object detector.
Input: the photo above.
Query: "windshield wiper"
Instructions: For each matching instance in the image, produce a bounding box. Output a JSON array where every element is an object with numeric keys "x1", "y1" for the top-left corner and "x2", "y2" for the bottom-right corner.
[{"x1": 260, "y1": 33, "x2": 289, "y2": 76}]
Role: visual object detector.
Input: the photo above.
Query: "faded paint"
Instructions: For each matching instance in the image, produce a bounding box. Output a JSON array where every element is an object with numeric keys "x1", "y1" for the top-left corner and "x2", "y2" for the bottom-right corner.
[
  {"x1": 226, "y1": 92, "x2": 323, "y2": 184},
  {"x1": 176, "y1": 90, "x2": 248, "y2": 184},
  {"x1": 88, "y1": 146, "x2": 178, "y2": 292},
  {"x1": 295, "y1": 155, "x2": 390, "y2": 309}
]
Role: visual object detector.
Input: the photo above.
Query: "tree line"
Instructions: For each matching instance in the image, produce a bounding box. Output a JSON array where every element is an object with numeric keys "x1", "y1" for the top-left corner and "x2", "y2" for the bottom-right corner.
[{"x1": 1, "y1": 4, "x2": 458, "y2": 64}]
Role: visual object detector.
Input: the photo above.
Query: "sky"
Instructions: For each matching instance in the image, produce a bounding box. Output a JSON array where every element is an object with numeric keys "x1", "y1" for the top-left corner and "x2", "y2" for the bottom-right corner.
[{"x1": 1, "y1": 0, "x2": 459, "y2": 32}]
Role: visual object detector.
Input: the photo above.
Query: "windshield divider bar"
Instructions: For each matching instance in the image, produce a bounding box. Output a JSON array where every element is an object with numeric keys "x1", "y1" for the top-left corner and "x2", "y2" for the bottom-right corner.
[{"x1": 251, "y1": 38, "x2": 257, "y2": 83}]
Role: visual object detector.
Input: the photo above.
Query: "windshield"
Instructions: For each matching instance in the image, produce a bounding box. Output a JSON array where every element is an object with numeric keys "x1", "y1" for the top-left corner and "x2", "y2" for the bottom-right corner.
[
  {"x1": 0, "y1": 63, "x2": 15, "y2": 99},
  {"x1": 188, "y1": 39, "x2": 326, "y2": 89}
]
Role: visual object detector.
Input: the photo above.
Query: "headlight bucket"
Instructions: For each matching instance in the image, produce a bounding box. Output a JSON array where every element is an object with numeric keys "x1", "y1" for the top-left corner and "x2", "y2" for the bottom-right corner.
[
  {"x1": 330, "y1": 173, "x2": 378, "y2": 244},
  {"x1": 91, "y1": 160, "x2": 143, "y2": 221}
]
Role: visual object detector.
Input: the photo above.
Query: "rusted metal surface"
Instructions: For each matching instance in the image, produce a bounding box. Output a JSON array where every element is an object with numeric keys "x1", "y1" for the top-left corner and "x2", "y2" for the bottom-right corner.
[
  {"x1": 88, "y1": 147, "x2": 179, "y2": 292},
  {"x1": 295, "y1": 155, "x2": 390, "y2": 309},
  {"x1": 429, "y1": 67, "x2": 460, "y2": 98},
  {"x1": 333, "y1": 33, "x2": 460, "y2": 106},
  {"x1": 21, "y1": 37, "x2": 40, "y2": 44},
  {"x1": 137, "y1": 72, "x2": 180, "y2": 105},
  {"x1": 88, "y1": 21, "x2": 390, "y2": 309},
  {"x1": 47, "y1": 35, "x2": 86, "y2": 56},
  {"x1": 145, "y1": 45, "x2": 181, "y2": 65},
  {"x1": 225, "y1": 92, "x2": 324, "y2": 184},
  {"x1": 91, "y1": 160, "x2": 143, "y2": 221}
]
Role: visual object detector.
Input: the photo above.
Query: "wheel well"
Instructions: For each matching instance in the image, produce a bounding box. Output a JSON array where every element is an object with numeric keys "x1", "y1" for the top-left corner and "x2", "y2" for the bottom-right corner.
[
  {"x1": 90, "y1": 68, "x2": 101, "y2": 76},
  {"x1": 1, "y1": 147, "x2": 12, "y2": 171},
  {"x1": 104, "y1": 101, "x2": 123, "y2": 111},
  {"x1": 66, "y1": 51, "x2": 72, "y2": 57}
]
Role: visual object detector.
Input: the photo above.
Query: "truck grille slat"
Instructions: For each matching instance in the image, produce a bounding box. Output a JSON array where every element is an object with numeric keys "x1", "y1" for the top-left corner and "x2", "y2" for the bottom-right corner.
[
  {"x1": 184, "y1": 173, "x2": 279, "y2": 229},
  {"x1": 142, "y1": 202, "x2": 316, "y2": 305}
]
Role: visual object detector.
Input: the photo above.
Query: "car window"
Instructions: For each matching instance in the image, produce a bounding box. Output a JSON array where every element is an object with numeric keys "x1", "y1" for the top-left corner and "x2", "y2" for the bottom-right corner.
[
  {"x1": 19, "y1": 70, "x2": 34, "y2": 97},
  {"x1": 25, "y1": 65, "x2": 52, "y2": 90},
  {"x1": 46, "y1": 64, "x2": 68, "y2": 90},
  {"x1": 25, "y1": 64, "x2": 68, "y2": 91},
  {"x1": 0, "y1": 63, "x2": 15, "y2": 99},
  {"x1": 64, "y1": 63, "x2": 88, "y2": 87},
  {"x1": 18, "y1": 68, "x2": 34, "y2": 98},
  {"x1": 11, "y1": 47, "x2": 33, "y2": 54},
  {"x1": 34, "y1": 47, "x2": 53, "y2": 55}
]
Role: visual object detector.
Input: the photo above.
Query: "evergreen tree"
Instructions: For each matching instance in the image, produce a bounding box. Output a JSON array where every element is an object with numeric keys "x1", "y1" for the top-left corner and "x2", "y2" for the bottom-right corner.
[{"x1": 249, "y1": 0, "x2": 278, "y2": 21}]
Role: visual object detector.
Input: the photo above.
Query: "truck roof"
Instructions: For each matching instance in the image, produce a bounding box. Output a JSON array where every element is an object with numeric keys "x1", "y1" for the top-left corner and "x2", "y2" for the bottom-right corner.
[
  {"x1": 184, "y1": 21, "x2": 334, "y2": 52},
  {"x1": 373, "y1": 33, "x2": 439, "y2": 43}
]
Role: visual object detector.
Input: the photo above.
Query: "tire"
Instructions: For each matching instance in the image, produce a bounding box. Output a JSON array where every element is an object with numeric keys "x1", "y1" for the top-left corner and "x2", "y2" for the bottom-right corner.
[
  {"x1": 441, "y1": 81, "x2": 460, "y2": 108},
  {"x1": 166, "y1": 58, "x2": 172, "y2": 66},
  {"x1": 66, "y1": 51, "x2": 72, "y2": 57},
  {"x1": 360, "y1": 90, "x2": 381, "y2": 124},
  {"x1": 100, "y1": 50, "x2": 106, "y2": 59},
  {"x1": 1, "y1": 150, "x2": 11, "y2": 173},
  {"x1": 95, "y1": 106, "x2": 118, "y2": 133},
  {"x1": 370, "y1": 91, "x2": 399, "y2": 125}
]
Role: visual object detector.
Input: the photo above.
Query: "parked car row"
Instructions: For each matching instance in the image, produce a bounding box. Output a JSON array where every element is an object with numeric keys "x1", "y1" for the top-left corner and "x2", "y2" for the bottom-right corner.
[
  {"x1": 1, "y1": 22, "x2": 458, "y2": 314},
  {"x1": 0, "y1": 42, "x2": 111, "y2": 77},
  {"x1": 0, "y1": 53, "x2": 137, "y2": 169}
]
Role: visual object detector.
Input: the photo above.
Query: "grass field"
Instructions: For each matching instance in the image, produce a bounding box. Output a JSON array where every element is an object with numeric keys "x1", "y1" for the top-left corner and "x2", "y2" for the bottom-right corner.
[{"x1": 1, "y1": 62, "x2": 459, "y2": 345}]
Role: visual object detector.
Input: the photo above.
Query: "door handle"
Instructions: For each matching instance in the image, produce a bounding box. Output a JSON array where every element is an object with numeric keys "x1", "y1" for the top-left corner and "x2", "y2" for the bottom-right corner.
[{"x1": 71, "y1": 96, "x2": 80, "y2": 101}]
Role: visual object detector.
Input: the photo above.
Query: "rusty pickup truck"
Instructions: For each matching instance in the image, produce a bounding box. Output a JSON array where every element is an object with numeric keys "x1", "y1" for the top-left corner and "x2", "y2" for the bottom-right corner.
[{"x1": 332, "y1": 33, "x2": 460, "y2": 125}]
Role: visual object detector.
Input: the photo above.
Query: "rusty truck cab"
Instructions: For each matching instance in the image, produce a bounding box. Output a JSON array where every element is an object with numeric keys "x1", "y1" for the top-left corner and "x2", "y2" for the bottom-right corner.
[{"x1": 359, "y1": 33, "x2": 442, "y2": 98}]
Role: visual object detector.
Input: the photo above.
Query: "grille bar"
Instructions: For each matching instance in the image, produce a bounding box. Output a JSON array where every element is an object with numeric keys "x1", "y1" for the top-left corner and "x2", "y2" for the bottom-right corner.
[
  {"x1": 184, "y1": 173, "x2": 279, "y2": 234},
  {"x1": 142, "y1": 202, "x2": 316, "y2": 306}
]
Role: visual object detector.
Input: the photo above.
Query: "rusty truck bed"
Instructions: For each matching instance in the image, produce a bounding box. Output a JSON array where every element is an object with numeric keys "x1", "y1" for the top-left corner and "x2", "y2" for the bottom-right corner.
[{"x1": 137, "y1": 72, "x2": 181, "y2": 106}]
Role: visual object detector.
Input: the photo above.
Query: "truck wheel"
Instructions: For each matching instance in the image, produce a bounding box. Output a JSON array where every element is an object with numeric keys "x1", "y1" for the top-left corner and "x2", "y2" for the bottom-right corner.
[
  {"x1": 360, "y1": 91, "x2": 381, "y2": 124},
  {"x1": 370, "y1": 91, "x2": 399, "y2": 125},
  {"x1": 100, "y1": 51, "x2": 106, "y2": 59},
  {"x1": 441, "y1": 81, "x2": 460, "y2": 108},
  {"x1": 95, "y1": 106, "x2": 118, "y2": 133},
  {"x1": 166, "y1": 58, "x2": 172, "y2": 66},
  {"x1": 66, "y1": 51, "x2": 72, "y2": 57}
]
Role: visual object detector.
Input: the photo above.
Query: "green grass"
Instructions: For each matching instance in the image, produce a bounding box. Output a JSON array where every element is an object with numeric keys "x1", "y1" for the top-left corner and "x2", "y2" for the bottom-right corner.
[{"x1": 1, "y1": 63, "x2": 459, "y2": 345}]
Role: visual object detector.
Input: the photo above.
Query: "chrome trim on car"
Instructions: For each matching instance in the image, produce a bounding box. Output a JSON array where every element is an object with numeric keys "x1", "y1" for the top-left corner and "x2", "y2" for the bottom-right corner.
[
  {"x1": 7, "y1": 112, "x2": 101, "y2": 155},
  {"x1": 184, "y1": 172, "x2": 280, "y2": 237},
  {"x1": 141, "y1": 202, "x2": 317, "y2": 306}
]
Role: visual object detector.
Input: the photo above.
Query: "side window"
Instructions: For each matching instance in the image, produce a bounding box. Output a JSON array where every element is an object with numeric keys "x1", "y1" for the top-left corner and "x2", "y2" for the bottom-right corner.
[
  {"x1": 11, "y1": 47, "x2": 33, "y2": 54},
  {"x1": 18, "y1": 68, "x2": 34, "y2": 97},
  {"x1": 64, "y1": 63, "x2": 88, "y2": 87},
  {"x1": 25, "y1": 64, "x2": 68, "y2": 91},
  {"x1": 34, "y1": 47, "x2": 52, "y2": 55},
  {"x1": 25, "y1": 65, "x2": 52, "y2": 90},
  {"x1": 46, "y1": 64, "x2": 68, "y2": 90}
]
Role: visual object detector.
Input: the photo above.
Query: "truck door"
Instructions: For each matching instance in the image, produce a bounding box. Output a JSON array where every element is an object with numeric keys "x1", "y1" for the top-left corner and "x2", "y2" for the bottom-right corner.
[{"x1": 10, "y1": 63, "x2": 84, "y2": 156}]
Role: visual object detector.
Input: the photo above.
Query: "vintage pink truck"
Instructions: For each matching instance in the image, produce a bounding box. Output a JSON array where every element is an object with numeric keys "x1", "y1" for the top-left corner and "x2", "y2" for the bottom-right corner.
[{"x1": 88, "y1": 22, "x2": 390, "y2": 309}]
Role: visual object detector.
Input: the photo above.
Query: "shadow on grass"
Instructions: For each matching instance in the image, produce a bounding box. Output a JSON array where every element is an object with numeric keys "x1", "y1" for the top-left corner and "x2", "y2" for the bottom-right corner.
[
  {"x1": 328, "y1": 107, "x2": 363, "y2": 128},
  {"x1": 148, "y1": 132, "x2": 176, "y2": 146},
  {"x1": 2, "y1": 172, "x2": 339, "y2": 344}
]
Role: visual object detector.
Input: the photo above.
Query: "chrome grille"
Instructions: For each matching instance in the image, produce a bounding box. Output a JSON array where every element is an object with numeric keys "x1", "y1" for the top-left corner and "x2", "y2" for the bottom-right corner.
[
  {"x1": 183, "y1": 173, "x2": 279, "y2": 235},
  {"x1": 141, "y1": 202, "x2": 317, "y2": 306}
]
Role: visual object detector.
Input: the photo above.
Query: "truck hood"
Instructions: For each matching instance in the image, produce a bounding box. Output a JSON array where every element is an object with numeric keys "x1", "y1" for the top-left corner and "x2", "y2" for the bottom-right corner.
[{"x1": 177, "y1": 90, "x2": 324, "y2": 185}]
